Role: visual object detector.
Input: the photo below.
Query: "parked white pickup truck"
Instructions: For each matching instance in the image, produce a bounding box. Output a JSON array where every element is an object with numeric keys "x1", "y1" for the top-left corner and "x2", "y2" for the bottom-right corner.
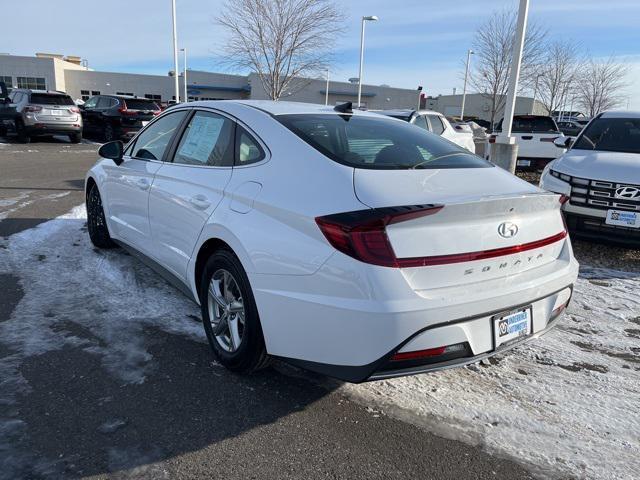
[
  {"x1": 376, "y1": 109, "x2": 476, "y2": 153},
  {"x1": 489, "y1": 115, "x2": 566, "y2": 170}
]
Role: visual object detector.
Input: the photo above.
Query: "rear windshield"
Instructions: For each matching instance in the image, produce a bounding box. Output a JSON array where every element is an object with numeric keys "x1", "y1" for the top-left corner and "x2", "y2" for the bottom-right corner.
[
  {"x1": 121, "y1": 98, "x2": 160, "y2": 111},
  {"x1": 30, "y1": 93, "x2": 74, "y2": 106},
  {"x1": 572, "y1": 117, "x2": 640, "y2": 154},
  {"x1": 277, "y1": 114, "x2": 490, "y2": 170},
  {"x1": 498, "y1": 116, "x2": 559, "y2": 133}
]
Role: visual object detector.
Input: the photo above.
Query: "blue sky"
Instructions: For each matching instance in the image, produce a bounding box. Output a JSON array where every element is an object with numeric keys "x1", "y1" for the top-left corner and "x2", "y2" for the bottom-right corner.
[{"x1": 4, "y1": 0, "x2": 640, "y2": 108}]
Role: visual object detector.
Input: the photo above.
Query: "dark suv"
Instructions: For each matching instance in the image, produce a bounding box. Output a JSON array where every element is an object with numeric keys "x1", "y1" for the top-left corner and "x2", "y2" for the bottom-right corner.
[{"x1": 81, "y1": 95, "x2": 161, "y2": 141}]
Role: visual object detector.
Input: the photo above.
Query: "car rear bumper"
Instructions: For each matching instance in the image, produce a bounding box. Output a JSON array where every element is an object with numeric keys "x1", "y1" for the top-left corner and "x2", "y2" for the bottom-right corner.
[
  {"x1": 24, "y1": 123, "x2": 82, "y2": 135},
  {"x1": 252, "y1": 239, "x2": 579, "y2": 382},
  {"x1": 516, "y1": 157, "x2": 555, "y2": 170}
]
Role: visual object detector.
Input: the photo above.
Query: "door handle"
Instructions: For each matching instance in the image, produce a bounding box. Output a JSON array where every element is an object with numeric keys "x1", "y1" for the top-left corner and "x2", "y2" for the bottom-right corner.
[
  {"x1": 189, "y1": 195, "x2": 211, "y2": 210},
  {"x1": 522, "y1": 135, "x2": 533, "y2": 140},
  {"x1": 136, "y1": 178, "x2": 150, "y2": 190}
]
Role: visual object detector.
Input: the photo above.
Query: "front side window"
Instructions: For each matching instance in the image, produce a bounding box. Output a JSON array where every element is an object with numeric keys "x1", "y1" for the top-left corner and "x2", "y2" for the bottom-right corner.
[
  {"x1": 173, "y1": 111, "x2": 234, "y2": 166},
  {"x1": 573, "y1": 117, "x2": 640, "y2": 154},
  {"x1": 236, "y1": 126, "x2": 265, "y2": 165},
  {"x1": 131, "y1": 111, "x2": 187, "y2": 161},
  {"x1": 278, "y1": 114, "x2": 489, "y2": 170}
]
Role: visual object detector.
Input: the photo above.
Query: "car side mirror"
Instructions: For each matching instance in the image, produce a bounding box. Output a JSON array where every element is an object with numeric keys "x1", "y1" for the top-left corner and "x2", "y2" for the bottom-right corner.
[
  {"x1": 98, "y1": 140, "x2": 124, "y2": 165},
  {"x1": 554, "y1": 137, "x2": 572, "y2": 149}
]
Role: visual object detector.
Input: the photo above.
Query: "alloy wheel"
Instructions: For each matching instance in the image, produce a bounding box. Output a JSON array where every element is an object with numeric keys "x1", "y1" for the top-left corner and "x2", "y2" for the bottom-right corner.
[{"x1": 207, "y1": 269, "x2": 245, "y2": 352}]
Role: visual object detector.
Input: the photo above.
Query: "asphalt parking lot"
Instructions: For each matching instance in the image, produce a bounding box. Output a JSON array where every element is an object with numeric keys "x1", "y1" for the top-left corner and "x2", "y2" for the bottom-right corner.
[
  {"x1": 1, "y1": 139, "x2": 639, "y2": 480},
  {"x1": 0, "y1": 140, "x2": 534, "y2": 479}
]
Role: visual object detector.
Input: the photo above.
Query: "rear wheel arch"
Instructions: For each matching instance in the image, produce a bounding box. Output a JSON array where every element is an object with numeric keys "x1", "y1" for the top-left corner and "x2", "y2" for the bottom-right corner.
[{"x1": 194, "y1": 238, "x2": 236, "y2": 297}]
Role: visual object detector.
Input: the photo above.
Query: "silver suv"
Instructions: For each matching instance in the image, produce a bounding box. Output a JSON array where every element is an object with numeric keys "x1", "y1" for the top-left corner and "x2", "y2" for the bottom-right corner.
[{"x1": 7, "y1": 89, "x2": 83, "y2": 143}]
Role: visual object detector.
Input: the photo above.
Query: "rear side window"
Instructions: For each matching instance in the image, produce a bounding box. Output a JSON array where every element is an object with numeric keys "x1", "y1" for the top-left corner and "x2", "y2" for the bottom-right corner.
[
  {"x1": 427, "y1": 115, "x2": 445, "y2": 135},
  {"x1": 236, "y1": 126, "x2": 265, "y2": 165},
  {"x1": 278, "y1": 114, "x2": 489, "y2": 170},
  {"x1": 122, "y1": 99, "x2": 160, "y2": 111},
  {"x1": 413, "y1": 115, "x2": 428, "y2": 130},
  {"x1": 131, "y1": 111, "x2": 187, "y2": 161},
  {"x1": 30, "y1": 93, "x2": 74, "y2": 106},
  {"x1": 97, "y1": 97, "x2": 112, "y2": 108},
  {"x1": 173, "y1": 111, "x2": 234, "y2": 167}
]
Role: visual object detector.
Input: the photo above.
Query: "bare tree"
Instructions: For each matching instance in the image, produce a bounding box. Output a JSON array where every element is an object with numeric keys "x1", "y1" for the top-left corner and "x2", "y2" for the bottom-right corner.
[
  {"x1": 217, "y1": 0, "x2": 344, "y2": 100},
  {"x1": 469, "y1": 9, "x2": 547, "y2": 128},
  {"x1": 575, "y1": 57, "x2": 629, "y2": 117},
  {"x1": 535, "y1": 40, "x2": 581, "y2": 115}
]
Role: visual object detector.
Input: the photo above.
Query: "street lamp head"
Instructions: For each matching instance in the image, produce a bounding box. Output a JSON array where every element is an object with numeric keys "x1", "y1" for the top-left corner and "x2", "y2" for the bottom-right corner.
[
  {"x1": 363, "y1": 15, "x2": 378, "y2": 21},
  {"x1": 468, "y1": 49, "x2": 474, "y2": 55}
]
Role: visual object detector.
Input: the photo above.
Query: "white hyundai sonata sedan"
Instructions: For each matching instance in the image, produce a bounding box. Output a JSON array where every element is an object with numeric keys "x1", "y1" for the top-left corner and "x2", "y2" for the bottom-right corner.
[{"x1": 85, "y1": 100, "x2": 578, "y2": 382}]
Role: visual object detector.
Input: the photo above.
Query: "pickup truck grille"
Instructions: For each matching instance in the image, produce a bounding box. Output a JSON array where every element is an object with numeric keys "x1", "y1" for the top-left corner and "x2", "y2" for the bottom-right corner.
[{"x1": 550, "y1": 170, "x2": 640, "y2": 212}]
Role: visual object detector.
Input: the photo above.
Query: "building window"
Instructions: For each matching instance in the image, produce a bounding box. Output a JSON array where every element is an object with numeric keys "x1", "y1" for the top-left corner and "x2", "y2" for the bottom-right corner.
[
  {"x1": 116, "y1": 91, "x2": 134, "y2": 96},
  {"x1": 16, "y1": 77, "x2": 46, "y2": 90},
  {"x1": 144, "y1": 94, "x2": 162, "y2": 101},
  {"x1": 91, "y1": 90, "x2": 100, "y2": 95},
  {"x1": 0, "y1": 75, "x2": 12, "y2": 87}
]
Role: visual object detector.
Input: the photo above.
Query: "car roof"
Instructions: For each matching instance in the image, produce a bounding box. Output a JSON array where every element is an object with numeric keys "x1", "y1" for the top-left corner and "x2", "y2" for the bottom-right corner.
[
  {"x1": 183, "y1": 100, "x2": 384, "y2": 117},
  {"x1": 599, "y1": 111, "x2": 640, "y2": 119}
]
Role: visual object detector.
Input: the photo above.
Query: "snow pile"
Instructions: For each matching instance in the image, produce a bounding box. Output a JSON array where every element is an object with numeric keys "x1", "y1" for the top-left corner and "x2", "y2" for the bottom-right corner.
[{"x1": 343, "y1": 267, "x2": 640, "y2": 479}]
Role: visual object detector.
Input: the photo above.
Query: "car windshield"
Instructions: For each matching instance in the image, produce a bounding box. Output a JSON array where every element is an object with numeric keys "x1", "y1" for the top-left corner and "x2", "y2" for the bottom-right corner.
[
  {"x1": 122, "y1": 99, "x2": 160, "y2": 111},
  {"x1": 572, "y1": 117, "x2": 640, "y2": 154},
  {"x1": 30, "y1": 93, "x2": 74, "y2": 106},
  {"x1": 277, "y1": 114, "x2": 490, "y2": 169}
]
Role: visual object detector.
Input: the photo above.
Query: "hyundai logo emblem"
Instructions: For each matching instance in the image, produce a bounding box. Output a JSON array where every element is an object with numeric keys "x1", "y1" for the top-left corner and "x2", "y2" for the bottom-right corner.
[
  {"x1": 615, "y1": 186, "x2": 640, "y2": 200},
  {"x1": 498, "y1": 222, "x2": 519, "y2": 238}
]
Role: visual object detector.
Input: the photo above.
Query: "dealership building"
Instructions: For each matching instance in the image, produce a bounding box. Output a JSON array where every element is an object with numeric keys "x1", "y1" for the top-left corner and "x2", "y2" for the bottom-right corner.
[{"x1": 0, "y1": 53, "x2": 421, "y2": 110}]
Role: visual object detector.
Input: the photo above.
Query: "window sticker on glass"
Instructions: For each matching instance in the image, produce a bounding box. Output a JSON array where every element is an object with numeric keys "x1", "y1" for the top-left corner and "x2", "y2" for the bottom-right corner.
[{"x1": 179, "y1": 115, "x2": 225, "y2": 164}]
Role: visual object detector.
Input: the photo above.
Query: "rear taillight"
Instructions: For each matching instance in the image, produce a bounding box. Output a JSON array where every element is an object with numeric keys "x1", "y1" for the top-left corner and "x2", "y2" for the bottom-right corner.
[
  {"x1": 488, "y1": 135, "x2": 497, "y2": 144},
  {"x1": 24, "y1": 105, "x2": 42, "y2": 113},
  {"x1": 118, "y1": 101, "x2": 138, "y2": 116},
  {"x1": 315, "y1": 205, "x2": 443, "y2": 268},
  {"x1": 152, "y1": 110, "x2": 161, "y2": 116},
  {"x1": 69, "y1": 107, "x2": 80, "y2": 114}
]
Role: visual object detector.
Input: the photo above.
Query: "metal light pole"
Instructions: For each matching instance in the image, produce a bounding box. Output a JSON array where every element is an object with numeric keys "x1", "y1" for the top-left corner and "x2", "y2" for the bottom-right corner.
[
  {"x1": 417, "y1": 85, "x2": 423, "y2": 111},
  {"x1": 325, "y1": 68, "x2": 330, "y2": 106},
  {"x1": 492, "y1": 0, "x2": 529, "y2": 173},
  {"x1": 357, "y1": 15, "x2": 378, "y2": 108},
  {"x1": 180, "y1": 47, "x2": 188, "y2": 102},
  {"x1": 171, "y1": 0, "x2": 180, "y2": 103},
  {"x1": 460, "y1": 49, "x2": 474, "y2": 121}
]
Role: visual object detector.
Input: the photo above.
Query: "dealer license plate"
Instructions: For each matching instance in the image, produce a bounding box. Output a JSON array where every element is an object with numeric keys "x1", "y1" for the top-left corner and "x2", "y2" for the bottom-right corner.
[
  {"x1": 51, "y1": 110, "x2": 63, "y2": 116},
  {"x1": 605, "y1": 209, "x2": 640, "y2": 228},
  {"x1": 494, "y1": 308, "x2": 532, "y2": 349},
  {"x1": 517, "y1": 159, "x2": 531, "y2": 167}
]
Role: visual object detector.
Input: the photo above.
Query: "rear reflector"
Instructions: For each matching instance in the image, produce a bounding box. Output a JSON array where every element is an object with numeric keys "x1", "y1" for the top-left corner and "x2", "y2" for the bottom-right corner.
[{"x1": 391, "y1": 342, "x2": 467, "y2": 362}]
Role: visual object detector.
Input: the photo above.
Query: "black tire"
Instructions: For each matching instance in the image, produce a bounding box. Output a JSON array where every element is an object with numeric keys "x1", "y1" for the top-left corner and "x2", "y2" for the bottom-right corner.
[
  {"x1": 200, "y1": 249, "x2": 270, "y2": 373},
  {"x1": 103, "y1": 124, "x2": 115, "y2": 142},
  {"x1": 70, "y1": 132, "x2": 82, "y2": 144},
  {"x1": 86, "y1": 184, "x2": 116, "y2": 249},
  {"x1": 15, "y1": 120, "x2": 31, "y2": 144}
]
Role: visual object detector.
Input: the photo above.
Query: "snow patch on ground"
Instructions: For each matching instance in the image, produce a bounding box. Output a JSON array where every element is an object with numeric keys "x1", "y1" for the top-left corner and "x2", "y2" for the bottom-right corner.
[
  {"x1": 1, "y1": 205, "x2": 638, "y2": 479},
  {"x1": 343, "y1": 267, "x2": 640, "y2": 479}
]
